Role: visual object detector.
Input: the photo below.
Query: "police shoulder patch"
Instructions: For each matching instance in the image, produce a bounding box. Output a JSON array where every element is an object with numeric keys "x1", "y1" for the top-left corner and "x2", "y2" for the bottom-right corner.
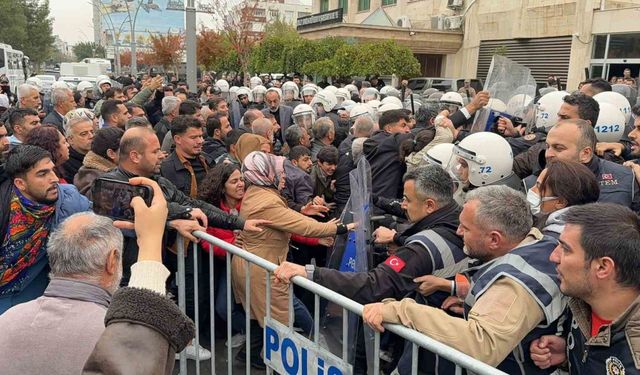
[
  {"x1": 384, "y1": 255, "x2": 406, "y2": 273},
  {"x1": 606, "y1": 356, "x2": 625, "y2": 375},
  {"x1": 523, "y1": 134, "x2": 537, "y2": 141}
]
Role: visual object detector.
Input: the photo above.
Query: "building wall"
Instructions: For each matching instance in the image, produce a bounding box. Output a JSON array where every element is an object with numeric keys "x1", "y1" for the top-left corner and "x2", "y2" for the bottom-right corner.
[{"x1": 254, "y1": 0, "x2": 312, "y2": 32}]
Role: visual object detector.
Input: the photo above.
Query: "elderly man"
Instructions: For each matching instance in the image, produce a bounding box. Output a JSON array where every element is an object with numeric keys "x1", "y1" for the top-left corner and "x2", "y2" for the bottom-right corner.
[
  {"x1": 310, "y1": 117, "x2": 335, "y2": 161},
  {"x1": 61, "y1": 116, "x2": 95, "y2": 182},
  {"x1": 154, "y1": 96, "x2": 181, "y2": 144},
  {"x1": 17, "y1": 83, "x2": 42, "y2": 113},
  {"x1": 362, "y1": 185, "x2": 566, "y2": 375},
  {"x1": 261, "y1": 88, "x2": 293, "y2": 142},
  {"x1": 43, "y1": 87, "x2": 76, "y2": 133}
]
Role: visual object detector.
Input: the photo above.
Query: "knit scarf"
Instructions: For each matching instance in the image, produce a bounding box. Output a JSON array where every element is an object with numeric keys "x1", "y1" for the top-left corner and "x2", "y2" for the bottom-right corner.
[{"x1": 0, "y1": 187, "x2": 55, "y2": 295}]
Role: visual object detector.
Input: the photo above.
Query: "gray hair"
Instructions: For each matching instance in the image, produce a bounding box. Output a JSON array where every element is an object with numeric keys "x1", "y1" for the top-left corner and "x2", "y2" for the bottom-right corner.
[
  {"x1": 353, "y1": 116, "x2": 374, "y2": 138},
  {"x1": 161, "y1": 96, "x2": 181, "y2": 116},
  {"x1": 466, "y1": 185, "x2": 533, "y2": 242},
  {"x1": 251, "y1": 118, "x2": 272, "y2": 138},
  {"x1": 47, "y1": 212, "x2": 123, "y2": 283},
  {"x1": 51, "y1": 87, "x2": 72, "y2": 106},
  {"x1": 126, "y1": 116, "x2": 152, "y2": 130},
  {"x1": 285, "y1": 124, "x2": 304, "y2": 148},
  {"x1": 64, "y1": 116, "x2": 93, "y2": 137},
  {"x1": 312, "y1": 117, "x2": 334, "y2": 140},
  {"x1": 17, "y1": 83, "x2": 38, "y2": 100},
  {"x1": 403, "y1": 165, "x2": 454, "y2": 206},
  {"x1": 243, "y1": 108, "x2": 263, "y2": 128},
  {"x1": 351, "y1": 137, "x2": 366, "y2": 161}
]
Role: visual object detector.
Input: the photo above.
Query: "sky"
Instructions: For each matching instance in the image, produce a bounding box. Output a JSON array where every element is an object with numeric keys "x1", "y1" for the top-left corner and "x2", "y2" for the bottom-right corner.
[{"x1": 50, "y1": 0, "x2": 95, "y2": 45}]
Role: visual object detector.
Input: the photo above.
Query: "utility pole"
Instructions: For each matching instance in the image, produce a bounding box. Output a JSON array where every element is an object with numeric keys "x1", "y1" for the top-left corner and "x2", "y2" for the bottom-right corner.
[{"x1": 185, "y1": 0, "x2": 197, "y2": 92}]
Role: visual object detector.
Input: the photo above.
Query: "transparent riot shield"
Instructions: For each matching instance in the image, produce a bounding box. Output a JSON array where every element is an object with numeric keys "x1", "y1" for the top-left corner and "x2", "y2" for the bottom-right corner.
[
  {"x1": 612, "y1": 84, "x2": 637, "y2": 107},
  {"x1": 471, "y1": 55, "x2": 537, "y2": 133},
  {"x1": 325, "y1": 156, "x2": 373, "y2": 372}
]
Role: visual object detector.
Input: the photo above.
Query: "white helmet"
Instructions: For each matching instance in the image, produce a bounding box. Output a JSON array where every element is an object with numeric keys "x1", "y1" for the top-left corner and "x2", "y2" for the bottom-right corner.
[
  {"x1": 506, "y1": 94, "x2": 533, "y2": 117},
  {"x1": 292, "y1": 103, "x2": 316, "y2": 129},
  {"x1": 282, "y1": 81, "x2": 299, "y2": 101},
  {"x1": 350, "y1": 103, "x2": 373, "y2": 121},
  {"x1": 335, "y1": 88, "x2": 350, "y2": 103},
  {"x1": 593, "y1": 91, "x2": 632, "y2": 124},
  {"x1": 594, "y1": 102, "x2": 626, "y2": 142},
  {"x1": 404, "y1": 96, "x2": 423, "y2": 112},
  {"x1": 535, "y1": 90, "x2": 569, "y2": 130},
  {"x1": 76, "y1": 81, "x2": 94, "y2": 93},
  {"x1": 301, "y1": 84, "x2": 318, "y2": 103},
  {"x1": 236, "y1": 87, "x2": 251, "y2": 101},
  {"x1": 345, "y1": 84, "x2": 358, "y2": 97},
  {"x1": 380, "y1": 85, "x2": 400, "y2": 99},
  {"x1": 362, "y1": 87, "x2": 380, "y2": 102},
  {"x1": 378, "y1": 102, "x2": 403, "y2": 114},
  {"x1": 381, "y1": 96, "x2": 403, "y2": 108},
  {"x1": 440, "y1": 92, "x2": 464, "y2": 107},
  {"x1": 97, "y1": 78, "x2": 112, "y2": 92},
  {"x1": 26, "y1": 77, "x2": 43, "y2": 92},
  {"x1": 484, "y1": 98, "x2": 507, "y2": 113},
  {"x1": 215, "y1": 79, "x2": 230, "y2": 93},
  {"x1": 448, "y1": 132, "x2": 514, "y2": 187},
  {"x1": 252, "y1": 85, "x2": 267, "y2": 103},
  {"x1": 52, "y1": 81, "x2": 69, "y2": 89},
  {"x1": 324, "y1": 85, "x2": 338, "y2": 94},
  {"x1": 250, "y1": 76, "x2": 262, "y2": 89},
  {"x1": 366, "y1": 99, "x2": 381, "y2": 110},
  {"x1": 311, "y1": 90, "x2": 338, "y2": 113},
  {"x1": 424, "y1": 143, "x2": 455, "y2": 169},
  {"x1": 96, "y1": 74, "x2": 110, "y2": 83}
]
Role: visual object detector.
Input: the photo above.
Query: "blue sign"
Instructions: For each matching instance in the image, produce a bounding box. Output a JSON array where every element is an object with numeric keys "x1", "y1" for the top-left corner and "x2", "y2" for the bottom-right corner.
[
  {"x1": 264, "y1": 318, "x2": 353, "y2": 375},
  {"x1": 100, "y1": 0, "x2": 185, "y2": 46}
]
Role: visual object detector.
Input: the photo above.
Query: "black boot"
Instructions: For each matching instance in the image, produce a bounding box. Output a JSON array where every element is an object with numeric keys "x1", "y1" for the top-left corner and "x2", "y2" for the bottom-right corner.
[{"x1": 235, "y1": 320, "x2": 266, "y2": 370}]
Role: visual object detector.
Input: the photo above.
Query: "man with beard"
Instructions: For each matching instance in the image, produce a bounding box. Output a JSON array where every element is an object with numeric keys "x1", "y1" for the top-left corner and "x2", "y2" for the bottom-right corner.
[
  {"x1": 261, "y1": 88, "x2": 293, "y2": 144},
  {"x1": 0, "y1": 145, "x2": 91, "y2": 314},
  {"x1": 61, "y1": 117, "x2": 95, "y2": 182}
]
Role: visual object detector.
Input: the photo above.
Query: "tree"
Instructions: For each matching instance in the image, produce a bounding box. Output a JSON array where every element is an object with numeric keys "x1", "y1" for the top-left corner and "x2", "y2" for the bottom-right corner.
[
  {"x1": 22, "y1": 0, "x2": 55, "y2": 70},
  {"x1": 149, "y1": 33, "x2": 184, "y2": 73},
  {"x1": 0, "y1": 0, "x2": 54, "y2": 71},
  {"x1": 196, "y1": 28, "x2": 226, "y2": 71},
  {"x1": 73, "y1": 42, "x2": 107, "y2": 61},
  {"x1": 212, "y1": 0, "x2": 263, "y2": 85}
]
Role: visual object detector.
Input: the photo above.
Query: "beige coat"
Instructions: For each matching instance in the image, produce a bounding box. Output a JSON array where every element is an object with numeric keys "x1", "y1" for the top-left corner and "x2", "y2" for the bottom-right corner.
[{"x1": 232, "y1": 185, "x2": 336, "y2": 326}]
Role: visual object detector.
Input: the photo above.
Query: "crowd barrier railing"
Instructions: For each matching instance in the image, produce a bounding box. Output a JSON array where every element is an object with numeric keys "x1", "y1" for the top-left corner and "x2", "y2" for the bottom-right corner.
[{"x1": 174, "y1": 231, "x2": 508, "y2": 375}]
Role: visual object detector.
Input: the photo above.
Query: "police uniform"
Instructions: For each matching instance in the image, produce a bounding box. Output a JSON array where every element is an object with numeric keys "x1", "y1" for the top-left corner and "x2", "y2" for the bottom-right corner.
[
  {"x1": 567, "y1": 297, "x2": 640, "y2": 375},
  {"x1": 523, "y1": 156, "x2": 637, "y2": 208},
  {"x1": 507, "y1": 131, "x2": 547, "y2": 157},
  {"x1": 311, "y1": 202, "x2": 467, "y2": 305},
  {"x1": 381, "y1": 229, "x2": 568, "y2": 375}
]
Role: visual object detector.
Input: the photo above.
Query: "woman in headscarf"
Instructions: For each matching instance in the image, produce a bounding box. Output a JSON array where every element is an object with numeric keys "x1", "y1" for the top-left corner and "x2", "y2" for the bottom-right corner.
[
  {"x1": 231, "y1": 151, "x2": 350, "y2": 368},
  {"x1": 236, "y1": 133, "x2": 271, "y2": 165}
]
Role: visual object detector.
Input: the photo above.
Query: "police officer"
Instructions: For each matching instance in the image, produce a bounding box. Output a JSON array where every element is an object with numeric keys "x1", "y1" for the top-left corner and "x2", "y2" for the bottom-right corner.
[
  {"x1": 273, "y1": 165, "x2": 467, "y2": 305},
  {"x1": 531, "y1": 203, "x2": 640, "y2": 374},
  {"x1": 282, "y1": 81, "x2": 301, "y2": 108},
  {"x1": 525, "y1": 119, "x2": 637, "y2": 208},
  {"x1": 230, "y1": 87, "x2": 251, "y2": 128},
  {"x1": 363, "y1": 185, "x2": 567, "y2": 375}
]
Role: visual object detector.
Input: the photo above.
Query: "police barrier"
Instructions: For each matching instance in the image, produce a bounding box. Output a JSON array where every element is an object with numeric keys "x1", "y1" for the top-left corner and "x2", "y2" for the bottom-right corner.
[{"x1": 175, "y1": 233, "x2": 508, "y2": 375}]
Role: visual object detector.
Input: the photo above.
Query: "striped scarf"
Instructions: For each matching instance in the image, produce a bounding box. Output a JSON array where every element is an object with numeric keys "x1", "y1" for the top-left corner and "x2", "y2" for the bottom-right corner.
[{"x1": 0, "y1": 187, "x2": 55, "y2": 295}]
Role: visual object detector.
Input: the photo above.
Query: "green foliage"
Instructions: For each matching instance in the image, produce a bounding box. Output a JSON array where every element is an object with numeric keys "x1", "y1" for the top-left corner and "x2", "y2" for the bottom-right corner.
[
  {"x1": 73, "y1": 42, "x2": 107, "y2": 61},
  {"x1": 249, "y1": 25, "x2": 420, "y2": 79},
  {"x1": 0, "y1": 0, "x2": 55, "y2": 70}
]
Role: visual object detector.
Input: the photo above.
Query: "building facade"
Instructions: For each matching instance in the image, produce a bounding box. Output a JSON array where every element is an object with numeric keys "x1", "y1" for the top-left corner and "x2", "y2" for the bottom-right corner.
[
  {"x1": 249, "y1": 0, "x2": 313, "y2": 35},
  {"x1": 301, "y1": 0, "x2": 640, "y2": 89}
]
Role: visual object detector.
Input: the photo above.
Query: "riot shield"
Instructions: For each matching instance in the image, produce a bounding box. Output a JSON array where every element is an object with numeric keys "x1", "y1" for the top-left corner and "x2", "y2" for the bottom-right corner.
[
  {"x1": 324, "y1": 156, "x2": 373, "y2": 372},
  {"x1": 471, "y1": 55, "x2": 537, "y2": 133}
]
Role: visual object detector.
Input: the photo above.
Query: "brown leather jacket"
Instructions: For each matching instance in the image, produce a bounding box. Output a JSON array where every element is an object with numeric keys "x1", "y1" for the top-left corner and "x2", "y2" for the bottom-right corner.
[{"x1": 82, "y1": 287, "x2": 195, "y2": 375}]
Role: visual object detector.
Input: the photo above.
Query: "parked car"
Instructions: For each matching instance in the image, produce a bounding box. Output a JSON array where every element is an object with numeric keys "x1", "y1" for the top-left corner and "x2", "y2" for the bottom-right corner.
[{"x1": 407, "y1": 77, "x2": 484, "y2": 95}]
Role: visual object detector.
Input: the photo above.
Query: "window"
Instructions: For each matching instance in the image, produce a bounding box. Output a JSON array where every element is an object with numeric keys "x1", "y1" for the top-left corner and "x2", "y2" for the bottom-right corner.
[
  {"x1": 358, "y1": 0, "x2": 370, "y2": 11},
  {"x1": 320, "y1": 0, "x2": 329, "y2": 12},
  {"x1": 254, "y1": 8, "x2": 265, "y2": 17},
  {"x1": 382, "y1": 0, "x2": 396, "y2": 5},
  {"x1": 608, "y1": 33, "x2": 640, "y2": 59},
  {"x1": 592, "y1": 35, "x2": 607, "y2": 59},
  {"x1": 338, "y1": 0, "x2": 348, "y2": 12},
  {"x1": 269, "y1": 9, "x2": 279, "y2": 18}
]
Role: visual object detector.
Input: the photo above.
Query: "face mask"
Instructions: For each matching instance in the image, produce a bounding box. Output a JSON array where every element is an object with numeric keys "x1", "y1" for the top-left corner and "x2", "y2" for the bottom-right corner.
[{"x1": 526, "y1": 188, "x2": 558, "y2": 216}]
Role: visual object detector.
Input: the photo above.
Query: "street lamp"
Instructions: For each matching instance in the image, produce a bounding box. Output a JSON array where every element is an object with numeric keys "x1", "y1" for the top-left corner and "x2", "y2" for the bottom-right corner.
[
  {"x1": 125, "y1": 0, "x2": 146, "y2": 76},
  {"x1": 93, "y1": 0, "x2": 129, "y2": 76}
]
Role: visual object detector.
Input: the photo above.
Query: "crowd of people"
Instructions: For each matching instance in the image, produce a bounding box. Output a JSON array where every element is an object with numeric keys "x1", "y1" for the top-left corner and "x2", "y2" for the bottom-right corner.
[{"x1": 0, "y1": 67, "x2": 639, "y2": 375}]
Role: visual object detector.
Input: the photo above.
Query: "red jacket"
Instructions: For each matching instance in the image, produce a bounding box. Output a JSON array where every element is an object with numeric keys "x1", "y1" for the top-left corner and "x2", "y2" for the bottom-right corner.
[
  {"x1": 200, "y1": 199, "x2": 322, "y2": 256},
  {"x1": 200, "y1": 200, "x2": 241, "y2": 257}
]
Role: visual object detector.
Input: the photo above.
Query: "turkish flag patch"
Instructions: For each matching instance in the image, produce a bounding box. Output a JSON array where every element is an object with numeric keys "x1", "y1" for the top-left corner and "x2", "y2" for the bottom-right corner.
[{"x1": 384, "y1": 256, "x2": 406, "y2": 273}]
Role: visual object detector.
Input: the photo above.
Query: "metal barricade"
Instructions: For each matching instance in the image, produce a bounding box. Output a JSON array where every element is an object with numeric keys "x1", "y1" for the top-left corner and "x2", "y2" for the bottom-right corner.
[{"x1": 174, "y1": 231, "x2": 507, "y2": 375}]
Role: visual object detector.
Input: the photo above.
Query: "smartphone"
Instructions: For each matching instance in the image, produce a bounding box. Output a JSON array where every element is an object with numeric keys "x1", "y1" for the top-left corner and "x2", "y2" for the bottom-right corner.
[{"x1": 92, "y1": 178, "x2": 154, "y2": 221}]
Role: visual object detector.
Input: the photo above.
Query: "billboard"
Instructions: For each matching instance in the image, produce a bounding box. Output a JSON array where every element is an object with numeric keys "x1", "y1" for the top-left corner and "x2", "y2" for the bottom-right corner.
[{"x1": 100, "y1": 0, "x2": 185, "y2": 47}]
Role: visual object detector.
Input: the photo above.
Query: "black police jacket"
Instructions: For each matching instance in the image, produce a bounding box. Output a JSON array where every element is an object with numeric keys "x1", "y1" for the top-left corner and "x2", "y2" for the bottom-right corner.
[{"x1": 312, "y1": 202, "x2": 465, "y2": 304}]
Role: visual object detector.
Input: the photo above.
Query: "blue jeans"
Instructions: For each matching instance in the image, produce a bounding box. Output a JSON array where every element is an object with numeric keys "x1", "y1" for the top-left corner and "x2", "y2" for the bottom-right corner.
[
  {"x1": 215, "y1": 260, "x2": 246, "y2": 334},
  {"x1": 293, "y1": 294, "x2": 313, "y2": 336}
]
